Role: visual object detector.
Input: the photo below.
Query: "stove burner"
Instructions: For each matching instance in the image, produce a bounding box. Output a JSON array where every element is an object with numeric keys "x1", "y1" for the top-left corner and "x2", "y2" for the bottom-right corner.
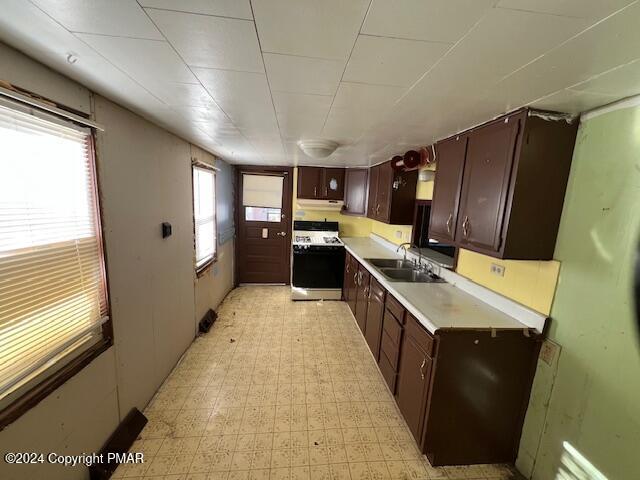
[
  {"x1": 295, "y1": 235, "x2": 311, "y2": 243},
  {"x1": 323, "y1": 237, "x2": 341, "y2": 244}
]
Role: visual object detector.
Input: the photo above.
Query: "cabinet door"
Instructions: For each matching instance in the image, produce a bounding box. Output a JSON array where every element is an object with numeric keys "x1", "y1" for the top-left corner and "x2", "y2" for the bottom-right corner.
[
  {"x1": 345, "y1": 256, "x2": 358, "y2": 315},
  {"x1": 429, "y1": 136, "x2": 467, "y2": 242},
  {"x1": 323, "y1": 168, "x2": 345, "y2": 200},
  {"x1": 367, "y1": 165, "x2": 379, "y2": 219},
  {"x1": 376, "y1": 162, "x2": 393, "y2": 222},
  {"x1": 344, "y1": 169, "x2": 368, "y2": 215},
  {"x1": 297, "y1": 167, "x2": 321, "y2": 199},
  {"x1": 396, "y1": 334, "x2": 433, "y2": 443},
  {"x1": 456, "y1": 117, "x2": 520, "y2": 253},
  {"x1": 364, "y1": 278, "x2": 385, "y2": 360},
  {"x1": 355, "y1": 266, "x2": 370, "y2": 333}
]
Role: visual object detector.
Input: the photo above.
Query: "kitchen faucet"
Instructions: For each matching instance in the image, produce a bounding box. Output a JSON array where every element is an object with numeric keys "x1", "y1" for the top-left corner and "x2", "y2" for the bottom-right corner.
[{"x1": 396, "y1": 242, "x2": 411, "y2": 260}]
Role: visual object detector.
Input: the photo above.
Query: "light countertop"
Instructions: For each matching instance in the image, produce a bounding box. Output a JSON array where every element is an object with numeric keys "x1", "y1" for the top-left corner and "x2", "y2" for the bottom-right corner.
[{"x1": 342, "y1": 237, "x2": 530, "y2": 334}]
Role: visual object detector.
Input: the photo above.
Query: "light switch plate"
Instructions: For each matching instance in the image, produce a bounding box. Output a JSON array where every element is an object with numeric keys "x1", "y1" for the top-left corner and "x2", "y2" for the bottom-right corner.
[
  {"x1": 490, "y1": 263, "x2": 505, "y2": 276},
  {"x1": 395, "y1": 230, "x2": 402, "y2": 239}
]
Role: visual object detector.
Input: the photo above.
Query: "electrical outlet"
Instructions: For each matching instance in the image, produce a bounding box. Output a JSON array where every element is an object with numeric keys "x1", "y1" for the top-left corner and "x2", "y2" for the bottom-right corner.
[
  {"x1": 490, "y1": 263, "x2": 505, "y2": 276},
  {"x1": 539, "y1": 340, "x2": 559, "y2": 366},
  {"x1": 404, "y1": 231, "x2": 411, "y2": 240},
  {"x1": 395, "y1": 230, "x2": 402, "y2": 239}
]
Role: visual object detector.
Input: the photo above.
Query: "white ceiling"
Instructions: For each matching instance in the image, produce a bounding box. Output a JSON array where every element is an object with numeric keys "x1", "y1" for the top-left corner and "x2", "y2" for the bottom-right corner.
[{"x1": 0, "y1": 0, "x2": 638, "y2": 166}]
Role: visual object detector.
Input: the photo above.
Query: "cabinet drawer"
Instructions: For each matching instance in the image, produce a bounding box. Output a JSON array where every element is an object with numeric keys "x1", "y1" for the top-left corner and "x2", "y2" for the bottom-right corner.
[
  {"x1": 383, "y1": 310, "x2": 403, "y2": 346},
  {"x1": 405, "y1": 313, "x2": 434, "y2": 357},
  {"x1": 378, "y1": 352, "x2": 397, "y2": 394},
  {"x1": 380, "y1": 331, "x2": 400, "y2": 370},
  {"x1": 385, "y1": 294, "x2": 405, "y2": 322},
  {"x1": 370, "y1": 277, "x2": 386, "y2": 301}
]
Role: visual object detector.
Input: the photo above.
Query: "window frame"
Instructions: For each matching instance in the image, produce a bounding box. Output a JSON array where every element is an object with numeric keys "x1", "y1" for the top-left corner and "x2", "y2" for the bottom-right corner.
[
  {"x1": 192, "y1": 161, "x2": 217, "y2": 277},
  {"x1": 0, "y1": 103, "x2": 112, "y2": 430}
]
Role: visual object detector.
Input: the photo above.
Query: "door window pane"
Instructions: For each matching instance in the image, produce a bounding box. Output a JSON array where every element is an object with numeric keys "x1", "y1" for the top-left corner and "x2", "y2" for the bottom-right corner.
[{"x1": 245, "y1": 207, "x2": 281, "y2": 222}]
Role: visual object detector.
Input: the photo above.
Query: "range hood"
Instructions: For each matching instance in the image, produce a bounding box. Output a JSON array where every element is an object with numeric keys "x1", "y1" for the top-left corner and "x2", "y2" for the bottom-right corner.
[{"x1": 296, "y1": 198, "x2": 344, "y2": 211}]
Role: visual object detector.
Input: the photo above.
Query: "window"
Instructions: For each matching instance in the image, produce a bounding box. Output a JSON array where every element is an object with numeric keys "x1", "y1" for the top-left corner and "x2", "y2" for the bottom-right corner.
[
  {"x1": 0, "y1": 100, "x2": 109, "y2": 413},
  {"x1": 193, "y1": 165, "x2": 216, "y2": 271},
  {"x1": 242, "y1": 173, "x2": 283, "y2": 222}
]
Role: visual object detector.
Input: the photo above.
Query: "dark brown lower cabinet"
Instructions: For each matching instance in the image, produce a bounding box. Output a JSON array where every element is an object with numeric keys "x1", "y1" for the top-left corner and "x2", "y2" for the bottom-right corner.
[
  {"x1": 343, "y1": 258, "x2": 540, "y2": 466},
  {"x1": 422, "y1": 329, "x2": 540, "y2": 466},
  {"x1": 396, "y1": 313, "x2": 433, "y2": 443},
  {"x1": 343, "y1": 253, "x2": 358, "y2": 315},
  {"x1": 364, "y1": 278, "x2": 385, "y2": 361},
  {"x1": 354, "y1": 266, "x2": 370, "y2": 333}
]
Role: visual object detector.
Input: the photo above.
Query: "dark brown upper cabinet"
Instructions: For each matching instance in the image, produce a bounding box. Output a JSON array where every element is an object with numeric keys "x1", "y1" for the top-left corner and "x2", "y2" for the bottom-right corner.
[
  {"x1": 429, "y1": 108, "x2": 578, "y2": 260},
  {"x1": 429, "y1": 136, "x2": 467, "y2": 243},
  {"x1": 297, "y1": 166, "x2": 344, "y2": 200},
  {"x1": 343, "y1": 169, "x2": 368, "y2": 215},
  {"x1": 367, "y1": 161, "x2": 418, "y2": 225}
]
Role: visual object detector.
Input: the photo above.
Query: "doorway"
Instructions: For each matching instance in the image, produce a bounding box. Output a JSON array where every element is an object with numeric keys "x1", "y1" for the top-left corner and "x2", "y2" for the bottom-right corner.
[{"x1": 235, "y1": 166, "x2": 293, "y2": 284}]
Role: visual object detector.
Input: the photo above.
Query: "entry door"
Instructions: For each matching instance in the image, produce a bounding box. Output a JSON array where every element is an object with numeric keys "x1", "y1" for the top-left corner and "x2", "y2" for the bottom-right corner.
[{"x1": 237, "y1": 167, "x2": 293, "y2": 284}]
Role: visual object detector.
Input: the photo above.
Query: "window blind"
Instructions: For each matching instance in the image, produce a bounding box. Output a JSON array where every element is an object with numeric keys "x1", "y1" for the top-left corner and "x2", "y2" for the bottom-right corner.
[
  {"x1": 0, "y1": 102, "x2": 108, "y2": 401},
  {"x1": 193, "y1": 166, "x2": 216, "y2": 268},
  {"x1": 242, "y1": 174, "x2": 283, "y2": 208}
]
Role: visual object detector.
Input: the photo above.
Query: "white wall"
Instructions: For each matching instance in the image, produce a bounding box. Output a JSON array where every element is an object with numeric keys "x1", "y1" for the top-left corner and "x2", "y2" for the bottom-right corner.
[{"x1": 0, "y1": 42, "x2": 235, "y2": 480}]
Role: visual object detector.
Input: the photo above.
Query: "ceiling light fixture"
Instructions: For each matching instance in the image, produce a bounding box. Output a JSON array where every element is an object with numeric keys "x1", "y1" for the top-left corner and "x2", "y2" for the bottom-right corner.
[{"x1": 297, "y1": 139, "x2": 339, "y2": 159}]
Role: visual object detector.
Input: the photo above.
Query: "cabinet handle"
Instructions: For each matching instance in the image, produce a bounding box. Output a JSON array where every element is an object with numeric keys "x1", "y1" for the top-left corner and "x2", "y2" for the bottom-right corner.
[
  {"x1": 364, "y1": 286, "x2": 369, "y2": 297},
  {"x1": 462, "y1": 216, "x2": 470, "y2": 238},
  {"x1": 353, "y1": 272, "x2": 358, "y2": 284},
  {"x1": 346, "y1": 263, "x2": 350, "y2": 273},
  {"x1": 446, "y1": 213, "x2": 453, "y2": 234},
  {"x1": 376, "y1": 204, "x2": 380, "y2": 214},
  {"x1": 314, "y1": 186, "x2": 317, "y2": 197},
  {"x1": 420, "y1": 357, "x2": 427, "y2": 380}
]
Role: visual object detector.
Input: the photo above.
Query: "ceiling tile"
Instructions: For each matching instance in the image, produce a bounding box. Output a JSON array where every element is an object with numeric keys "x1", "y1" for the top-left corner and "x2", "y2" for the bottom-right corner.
[
  {"x1": 362, "y1": 0, "x2": 495, "y2": 43},
  {"x1": 194, "y1": 68, "x2": 278, "y2": 131},
  {"x1": 568, "y1": 59, "x2": 640, "y2": 98},
  {"x1": 139, "y1": 0, "x2": 253, "y2": 19},
  {"x1": 264, "y1": 54, "x2": 344, "y2": 96},
  {"x1": 172, "y1": 104, "x2": 229, "y2": 124},
  {"x1": 273, "y1": 92, "x2": 333, "y2": 141},
  {"x1": 76, "y1": 34, "x2": 196, "y2": 84},
  {"x1": 343, "y1": 35, "x2": 451, "y2": 87},
  {"x1": 31, "y1": 0, "x2": 162, "y2": 39},
  {"x1": 496, "y1": 0, "x2": 634, "y2": 20},
  {"x1": 398, "y1": 7, "x2": 590, "y2": 107},
  {"x1": 147, "y1": 82, "x2": 216, "y2": 107},
  {"x1": 252, "y1": 0, "x2": 370, "y2": 60},
  {"x1": 273, "y1": 92, "x2": 333, "y2": 117},
  {"x1": 530, "y1": 89, "x2": 619, "y2": 114},
  {"x1": 332, "y1": 82, "x2": 406, "y2": 111},
  {"x1": 146, "y1": 9, "x2": 263, "y2": 72},
  {"x1": 491, "y1": 1, "x2": 640, "y2": 109}
]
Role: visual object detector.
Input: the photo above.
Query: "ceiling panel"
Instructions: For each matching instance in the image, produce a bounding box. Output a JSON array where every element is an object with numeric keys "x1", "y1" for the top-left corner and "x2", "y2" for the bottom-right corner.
[
  {"x1": 332, "y1": 82, "x2": 406, "y2": 112},
  {"x1": 31, "y1": 0, "x2": 162, "y2": 39},
  {"x1": 147, "y1": 82, "x2": 217, "y2": 107},
  {"x1": 490, "y1": 1, "x2": 640, "y2": 109},
  {"x1": 362, "y1": 0, "x2": 496, "y2": 43},
  {"x1": 343, "y1": 35, "x2": 451, "y2": 87},
  {"x1": 496, "y1": 0, "x2": 635, "y2": 20},
  {"x1": 273, "y1": 92, "x2": 332, "y2": 141},
  {"x1": 396, "y1": 7, "x2": 590, "y2": 109},
  {"x1": 145, "y1": 8, "x2": 263, "y2": 72},
  {"x1": 139, "y1": 0, "x2": 253, "y2": 19},
  {"x1": 194, "y1": 68, "x2": 278, "y2": 131},
  {"x1": 565, "y1": 59, "x2": 640, "y2": 98},
  {"x1": 172, "y1": 104, "x2": 229, "y2": 124},
  {"x1": 264, "y1": 53, "x2": 344, "y2": 96},
  {"x1": 252, "y1": 0, "x2": 370, "y2": 60},
  {"x1": 530, "y1": 89, "x2": 620, "y2": 114},
  {"x1": 76, "y1": 34, "x2": 196, "y2": 84}
]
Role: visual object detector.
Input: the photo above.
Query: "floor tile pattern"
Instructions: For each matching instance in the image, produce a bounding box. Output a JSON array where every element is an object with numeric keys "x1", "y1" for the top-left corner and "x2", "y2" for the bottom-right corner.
[{"x1": 114, "y1": 286, "x2": 518, "y2": 480}]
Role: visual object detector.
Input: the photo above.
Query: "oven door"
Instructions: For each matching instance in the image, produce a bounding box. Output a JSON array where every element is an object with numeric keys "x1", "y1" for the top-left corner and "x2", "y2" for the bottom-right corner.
[{"x1": 292, "y1": 246, "x2": 346, "y2": 289}]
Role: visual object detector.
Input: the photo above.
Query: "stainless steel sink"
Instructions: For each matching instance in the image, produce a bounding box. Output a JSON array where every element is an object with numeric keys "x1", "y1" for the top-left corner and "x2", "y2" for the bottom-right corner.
[
  {"x1": 378, "y1": 267, "x2": 445, "y2": 283},
  {"x1": 365, "y1": 258, "x2": 415, "y2": 269}
]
